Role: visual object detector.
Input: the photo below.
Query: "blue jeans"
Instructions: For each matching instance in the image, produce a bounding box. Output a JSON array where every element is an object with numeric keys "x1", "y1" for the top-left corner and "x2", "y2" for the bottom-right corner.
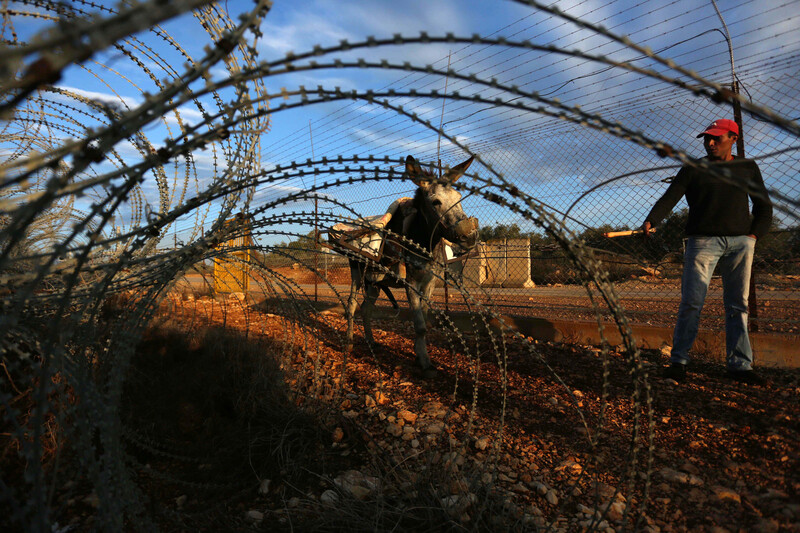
[{"x1": 671, "y1": 235, "x2": 756, "y2": 370}]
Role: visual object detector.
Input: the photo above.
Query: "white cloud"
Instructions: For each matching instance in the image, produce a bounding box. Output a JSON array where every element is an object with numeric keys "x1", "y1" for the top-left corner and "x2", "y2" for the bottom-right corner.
[
  {"x1": 54, "y1": 85, "x2": 141, "y2": 110},
  {"x1": 257, "y1": 10, "x2": 354, "y2": 57}
]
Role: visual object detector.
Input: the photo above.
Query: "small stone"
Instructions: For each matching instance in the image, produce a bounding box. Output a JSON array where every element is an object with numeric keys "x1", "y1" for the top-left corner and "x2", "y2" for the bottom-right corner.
[
  {"x1": 349, "y1": 486, "x2": 371, "y2": 500},
  {"x1": 449, "y1": 478, "x2": 468, "y2": 495},
  {"x1": 287, "y1": 497, "x2": 300, "y2": 508},
  {"x1": 411, "y1": 439, "x2": 419, "y2": 448},
  {"x1": 531, "y1": 482, "x2": 548, "y2": 495},
  {"x1": 397, "y1": 410, "x2": 418, "y2": 424},
  {"x1": 591, "y1": 481, "x2": 617, "y2": 499},
  {"x1": 334, "y1": 470, "x2": 381, "y2": 500},
  {"x1": 422, "y1": 400, "x2": 447, "y2": 418},
  {"x1": 365, "y1": 395, "x2": 376, "y2": 408},
  {"x1": 680, "y1": 461, "x2": 700, "y2": 474},
  {"x1": 659, "y1": 467, "x2": 703, "y2": 486},
  {"x1": 332, "y1": 427, "x2": 344, "y2": 443},
  {"x1": 474, "y1": 436, "x2": 490, "y2": 450},
  {"x1": 386, "y1": 422, "x2": 403, "y2": 437},
  {"x1": 258, "y1": 479, "x2": 271, "y2": 495},
  {"x1": 545, "y1": 489, "x2": 558, "y2": 505},
  {"x1": 513, "y1": 482, "x2": 530, "y2": 493},
  {"x1": 424, "y1": 421, "x2": 445, "y2": 434},
  {"x1": 607, "y1": 501, "x2": 626, "y2": 521},
  {"x1": 246, "y1": 510, "x2": 264, "y2": 522},
  {"x1": 556, "y1": 459, "x2": 582, "y2": 475},
  {"x1": 712, "y1": 486, "x2": 741, "y2": 504},
  {"x1": 375, "y1": 390, "x2": 389, "y2": 405},
  {"x1": 320, "y1": 490, "x2": 338, "y2": 504},
  {"x1": 175, "y1": 495, "x2": 187, "y2": 509}
]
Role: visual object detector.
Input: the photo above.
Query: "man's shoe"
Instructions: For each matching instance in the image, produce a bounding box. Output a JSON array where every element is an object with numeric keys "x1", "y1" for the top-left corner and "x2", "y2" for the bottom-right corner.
[
  {"x1": 727, "y1": 369, "x2": 767, "y2": 386},
  {"x1": 663, "y1": 363, "x2": 687, "y2": 382}
]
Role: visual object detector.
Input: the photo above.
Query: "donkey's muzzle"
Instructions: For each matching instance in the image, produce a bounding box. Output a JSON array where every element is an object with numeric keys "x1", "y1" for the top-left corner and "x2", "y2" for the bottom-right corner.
[
  {"x1": 455, "y1": 217, "x2": 479, "y2": 249},
  {"x1": 455, "y1": 217, "x2": 479, "y2": 238}
]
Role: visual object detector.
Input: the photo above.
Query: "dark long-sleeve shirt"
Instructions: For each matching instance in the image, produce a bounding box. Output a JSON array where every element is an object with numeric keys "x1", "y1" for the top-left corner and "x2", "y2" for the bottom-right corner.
[{"x1": 645, "y1": 157, "x2": 773, "y2": 239}]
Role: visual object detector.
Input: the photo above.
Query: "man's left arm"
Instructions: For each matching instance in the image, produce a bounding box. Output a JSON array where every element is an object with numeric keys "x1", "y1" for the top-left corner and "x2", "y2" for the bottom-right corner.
[{"x1": 748, "y1": 162, "x2": 773, "y2": 240}]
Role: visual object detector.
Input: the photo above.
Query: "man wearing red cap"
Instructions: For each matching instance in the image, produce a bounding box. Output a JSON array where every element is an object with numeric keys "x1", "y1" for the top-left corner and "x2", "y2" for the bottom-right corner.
[{"x1": 642, "y1": 118, "x2": 772, "y2": 385}]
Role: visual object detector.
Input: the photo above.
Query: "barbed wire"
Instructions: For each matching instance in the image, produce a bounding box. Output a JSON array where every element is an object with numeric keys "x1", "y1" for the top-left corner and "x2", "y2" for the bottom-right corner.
[{"x1": 0, "y1": 1, "x2": 797, "y2": 531}]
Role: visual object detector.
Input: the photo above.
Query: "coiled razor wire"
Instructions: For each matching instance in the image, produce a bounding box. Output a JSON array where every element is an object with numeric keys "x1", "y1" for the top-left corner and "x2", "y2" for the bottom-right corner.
[{"x1": 0, "y1": 1, "x2": 796, "y2": 531}]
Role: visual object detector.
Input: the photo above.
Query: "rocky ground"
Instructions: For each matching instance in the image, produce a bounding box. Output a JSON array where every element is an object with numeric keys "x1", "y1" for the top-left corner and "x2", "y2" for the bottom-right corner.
[{"x1": 94, "y1": 294, "x2": 800, "y2": 532}]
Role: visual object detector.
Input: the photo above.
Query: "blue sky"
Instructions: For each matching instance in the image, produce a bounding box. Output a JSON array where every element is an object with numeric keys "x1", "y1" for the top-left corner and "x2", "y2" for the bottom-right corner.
[{"x1": 5, "y1": 0, "x2": 799, "y2": 250}]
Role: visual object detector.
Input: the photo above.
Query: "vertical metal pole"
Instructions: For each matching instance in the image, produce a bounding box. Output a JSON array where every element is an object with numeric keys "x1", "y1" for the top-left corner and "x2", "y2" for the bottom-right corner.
[
  {"x1": 713, "y1": 0, "x2": 758, "y2": 332},
  {"x1": 310, "y1": 121, "x2": 318, "y2": 303},
  {"x1": 437, "y1": 51, "x2": 452, "y2": 313},
  {"x1": 732, "y1": 81, "x2": 746, "y2": 158},
  {"x1": 731, "y1": 81, "x2": 758, "y2": 331},
  {"x1": 315, "y1": 196, "x2": 319, "y2": 302}
]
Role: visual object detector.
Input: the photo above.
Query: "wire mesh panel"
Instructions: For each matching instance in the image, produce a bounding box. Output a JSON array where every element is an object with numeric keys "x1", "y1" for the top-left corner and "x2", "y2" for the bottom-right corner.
[{"x1": 1, "y1": 0, "x2": 799, "y2": 531}]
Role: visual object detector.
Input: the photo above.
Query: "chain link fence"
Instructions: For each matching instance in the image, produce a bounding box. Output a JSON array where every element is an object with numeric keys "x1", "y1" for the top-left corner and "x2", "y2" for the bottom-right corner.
[
  {"x1": 260, "y1": 18, "x2": 800, "y2": 337},
  {"x1": 2, "y1": 0, "x2": 799, "y2": 531}
]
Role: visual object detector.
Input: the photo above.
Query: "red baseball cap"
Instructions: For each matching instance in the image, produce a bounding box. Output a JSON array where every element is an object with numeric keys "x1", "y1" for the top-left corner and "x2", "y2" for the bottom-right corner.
[{"x1": 696, "y1": 119, "x2": 739, "y2": 138}]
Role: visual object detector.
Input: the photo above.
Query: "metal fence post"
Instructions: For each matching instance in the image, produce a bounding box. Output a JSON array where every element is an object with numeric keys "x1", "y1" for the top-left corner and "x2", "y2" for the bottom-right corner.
[{"x1": 732, "y1": 81, "x2": 759, "y2": 332}]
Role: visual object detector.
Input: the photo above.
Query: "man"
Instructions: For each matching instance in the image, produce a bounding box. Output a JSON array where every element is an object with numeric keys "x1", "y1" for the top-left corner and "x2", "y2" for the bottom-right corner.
[{"x1": 642, "y1": 118, "x2": 772, "y2": 384}]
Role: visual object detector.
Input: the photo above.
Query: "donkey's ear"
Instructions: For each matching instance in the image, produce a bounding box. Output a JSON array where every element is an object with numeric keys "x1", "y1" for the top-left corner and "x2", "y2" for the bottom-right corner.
[
  {"x1": 405, "y1": 155, "x2": 429, "y2": 187},
  {"x1": 445, "y1": 155, "x2": 475, "y2": 182}
]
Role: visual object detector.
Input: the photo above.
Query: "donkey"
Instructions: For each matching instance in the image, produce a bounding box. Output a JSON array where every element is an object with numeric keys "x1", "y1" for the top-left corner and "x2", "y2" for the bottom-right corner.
[{"x1": 342, "y1": 155, "x2": 479, "y2": 378}]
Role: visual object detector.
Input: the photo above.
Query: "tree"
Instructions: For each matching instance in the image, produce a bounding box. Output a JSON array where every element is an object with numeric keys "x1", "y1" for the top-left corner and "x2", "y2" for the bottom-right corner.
[{"x1": 479, "y1": 223, "x2": 524, "y2": 241}]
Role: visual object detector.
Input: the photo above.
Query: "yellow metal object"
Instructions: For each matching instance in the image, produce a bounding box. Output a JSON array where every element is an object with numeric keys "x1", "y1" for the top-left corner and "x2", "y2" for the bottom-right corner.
[{"x1": 213, "y1": 218, "x2": 253, "y2": 294}]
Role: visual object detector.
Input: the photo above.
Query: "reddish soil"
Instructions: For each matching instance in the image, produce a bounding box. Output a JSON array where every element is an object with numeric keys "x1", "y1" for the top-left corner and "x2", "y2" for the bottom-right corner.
[
  {"x1": 118, "y1": 295, "x2": 800, "y2": 532},
  {"x1": 186, "y1": 267, "x2": 800, "y2": 334}
]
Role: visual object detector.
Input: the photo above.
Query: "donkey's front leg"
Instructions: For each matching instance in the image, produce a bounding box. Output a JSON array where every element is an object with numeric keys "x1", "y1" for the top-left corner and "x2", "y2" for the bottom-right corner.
[
  {"x1": 406, "y1": 281, "x2": 437, "y2": 378},
  {"x1": 344, "y1": 276, "x2": 360, "y2": 353}
]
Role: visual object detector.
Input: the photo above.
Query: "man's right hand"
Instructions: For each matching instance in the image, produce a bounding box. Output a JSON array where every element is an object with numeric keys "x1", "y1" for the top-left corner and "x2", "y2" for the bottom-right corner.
[{"x1": 641, "y1": 221, "x2": 652, "y2": 239}]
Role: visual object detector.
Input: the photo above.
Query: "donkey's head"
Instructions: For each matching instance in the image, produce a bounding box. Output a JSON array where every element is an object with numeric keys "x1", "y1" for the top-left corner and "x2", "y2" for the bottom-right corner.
[{"x1": 405, "y1": 155, "x2": 479, "y2": 252}]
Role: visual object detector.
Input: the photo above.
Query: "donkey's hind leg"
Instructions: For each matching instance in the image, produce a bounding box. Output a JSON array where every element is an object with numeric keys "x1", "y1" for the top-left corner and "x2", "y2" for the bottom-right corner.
[{"x1": 361, "y1": 283, "x2": 380, "y2": 348}]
